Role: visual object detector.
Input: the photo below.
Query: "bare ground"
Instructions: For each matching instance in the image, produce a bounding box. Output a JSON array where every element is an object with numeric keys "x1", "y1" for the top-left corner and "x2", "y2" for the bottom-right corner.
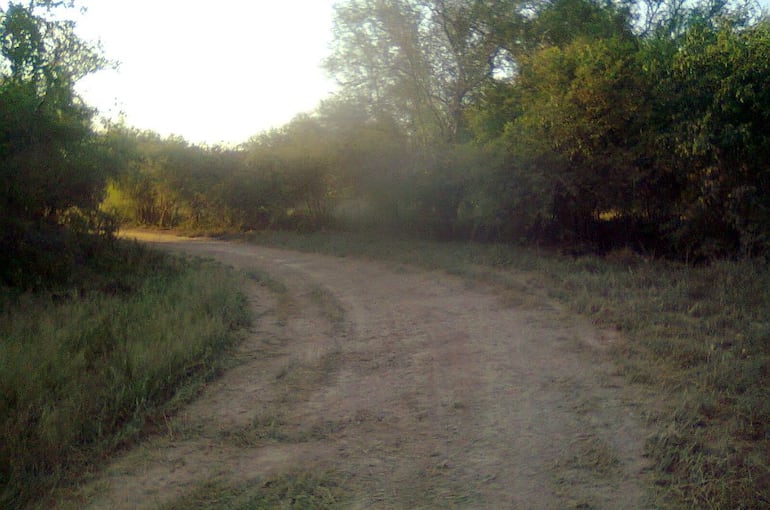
[{"x1": 60, "y1": 233, "x2": 658, "y2": 509}]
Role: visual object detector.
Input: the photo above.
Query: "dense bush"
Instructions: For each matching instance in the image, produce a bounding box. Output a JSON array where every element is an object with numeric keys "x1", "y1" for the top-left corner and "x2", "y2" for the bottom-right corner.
[
  {"x1": 314, "y1": 0, "x2": 770, "y2": 260},
  {"x1": 103, "y1": 117, "x2": 340, "y2": 233},
  {"x1": 0, "y1": 2, "x2": 117, "y2": 287}
]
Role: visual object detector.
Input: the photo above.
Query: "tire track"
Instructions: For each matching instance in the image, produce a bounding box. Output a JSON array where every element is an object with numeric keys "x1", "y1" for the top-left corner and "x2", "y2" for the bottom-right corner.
[{"x1": 62, "y1": 234, "x2": 657, "y2": 509}]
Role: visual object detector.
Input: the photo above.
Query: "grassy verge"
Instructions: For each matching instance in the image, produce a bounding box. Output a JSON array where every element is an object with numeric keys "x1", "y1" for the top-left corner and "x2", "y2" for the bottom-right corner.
[
  {"x1": 0, "y1": 241, "x2": 250, "y2": 508},
  {"x1": 162, "y1": 471, "x2": 347, "y2": 510},
  {"x1": 242, "y1": 230, "x2": 769, "y2": 509}
]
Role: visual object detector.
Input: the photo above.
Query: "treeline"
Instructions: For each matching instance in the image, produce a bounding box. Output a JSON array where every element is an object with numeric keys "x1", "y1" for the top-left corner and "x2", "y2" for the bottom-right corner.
[
  {"x1": 3, "y1": 0, "x2": 769, "y2": 289},
  {"x1": 106, "y1": 0, "x2": 769, "y2": 261},
  {"x1": 101, "y1": 118, "x2": 341, "y2": 233}
]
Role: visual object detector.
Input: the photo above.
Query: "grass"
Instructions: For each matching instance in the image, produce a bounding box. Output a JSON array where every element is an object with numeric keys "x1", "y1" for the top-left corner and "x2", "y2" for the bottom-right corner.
[
  {"x1": 0, "y1": 240, "x2": 250, "y2": 509},
  {"x1": 162, "y1": 471, "x2": 347, "y2": 510},
  {"x1": 241, "y1": 230, "x2": 769, "y2": 509},
  {"x1": 308, "y1": 284, "x2": 346, "y2": 333}
]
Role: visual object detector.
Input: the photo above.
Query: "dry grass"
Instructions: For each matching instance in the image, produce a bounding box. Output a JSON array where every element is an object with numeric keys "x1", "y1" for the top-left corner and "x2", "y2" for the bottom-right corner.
[
  {"x1": 242, "y1": 230, "x2": 769, "y2": 509},
  {"x1": 162, "y1": 471, "x2": 347, "y2": 510}
]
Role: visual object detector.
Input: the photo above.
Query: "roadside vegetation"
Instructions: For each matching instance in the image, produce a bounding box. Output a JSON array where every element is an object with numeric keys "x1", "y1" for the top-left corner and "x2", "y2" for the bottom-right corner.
[
  {"x1": 0, "y1": 241, "x2": 249, "y2": 508},
  {"x1": 2, "y1": 0, "x2": 768, "y2": 508},
  {"x1": 243, "y1": 230, "x2": 769, "y2": 509},
  {"x1": 101, "y1": 0, "x2": 770, "y2": 265},
  {"x1": 0, "y1": 5, "x2": 249, "y2": 506}
]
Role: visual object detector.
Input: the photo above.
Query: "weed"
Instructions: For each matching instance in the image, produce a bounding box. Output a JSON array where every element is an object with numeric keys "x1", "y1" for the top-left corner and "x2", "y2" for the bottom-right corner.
[
  {"x1": 557, "y1": 435, "x2": 621, "y2": 476},
  {"x1": 245, "y1": 268, "x2": 288, "y2": 295}
]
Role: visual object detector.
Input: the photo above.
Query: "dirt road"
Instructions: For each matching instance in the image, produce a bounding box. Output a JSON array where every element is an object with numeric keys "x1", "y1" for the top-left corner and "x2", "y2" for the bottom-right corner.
[{"x1": 72, "y1": 234, "x2": 655, "y2": 508}]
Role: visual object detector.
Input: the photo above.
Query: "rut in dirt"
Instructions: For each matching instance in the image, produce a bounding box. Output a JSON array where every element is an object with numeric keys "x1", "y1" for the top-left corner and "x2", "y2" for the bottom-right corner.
[{"x1": 75, "y1": 235, "x2": 656, "y2": 509}]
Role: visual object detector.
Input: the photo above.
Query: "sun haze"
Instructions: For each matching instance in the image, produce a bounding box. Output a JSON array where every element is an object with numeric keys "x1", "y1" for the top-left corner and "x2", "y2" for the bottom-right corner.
[{"x1": 70, "y1": 0, "x2": 338, "y2": 145}]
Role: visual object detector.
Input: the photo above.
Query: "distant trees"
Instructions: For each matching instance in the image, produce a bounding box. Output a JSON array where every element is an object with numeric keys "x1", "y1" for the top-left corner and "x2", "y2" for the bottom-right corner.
[
  {"x1": 148, "y1": 0, "x2": 761, "y2": 259},
  {"x1": 326, "y1": 0, "x2": 518, "y2": 144},
  {"x1": 103, "y1": 116, "x2": 342, "y2": 233},
  {"x1": 4, "y1": 0, "x2": 766, "y2": 272},
  {"x1": 321, "y1": 0, "x2": 770, "y2": 259}
]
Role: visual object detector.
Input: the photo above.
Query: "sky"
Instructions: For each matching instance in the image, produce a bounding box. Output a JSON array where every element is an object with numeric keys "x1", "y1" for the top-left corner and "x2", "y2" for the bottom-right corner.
[
  {"x1": 10, "y1": 0, "x2": 770, "y2": 146},
  {"x1": 68, "y1": 0, "x2": 340, "y2": 146}
]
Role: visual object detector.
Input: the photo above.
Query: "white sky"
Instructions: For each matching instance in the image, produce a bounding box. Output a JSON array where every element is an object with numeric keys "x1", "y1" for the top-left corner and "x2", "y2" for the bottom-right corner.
[
  {"x1": 7, "y1": 0, "x2": 770, "y2": 146},
  {"x1": 69, "y1": 0, "x2": 339, "y2": 146}
]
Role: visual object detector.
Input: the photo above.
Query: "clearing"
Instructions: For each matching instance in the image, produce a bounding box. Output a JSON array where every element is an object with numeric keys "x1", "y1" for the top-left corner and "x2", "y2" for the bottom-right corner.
[{"x1": 60, "y1": 233, "x2": 658, "y2": 509}]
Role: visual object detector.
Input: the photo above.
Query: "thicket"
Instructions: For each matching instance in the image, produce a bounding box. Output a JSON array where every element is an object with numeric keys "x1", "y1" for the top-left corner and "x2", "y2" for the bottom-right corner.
[
  {"x1": 104, "y1": 0, "x2": 770, "y2": 261},
  {"x1": 101, "y1": 116, "x2": 341, "y2": 233},
  {"x1": 0, "y1": 1, "x2": 122, "y2": 288}
]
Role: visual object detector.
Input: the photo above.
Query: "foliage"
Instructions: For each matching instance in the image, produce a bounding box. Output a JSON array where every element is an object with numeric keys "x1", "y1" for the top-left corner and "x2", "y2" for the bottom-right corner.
[
  {"x1": 661, "y1": 18, "x2": 770, "y2": 258},
  {"x1": 0, "y1": 1, "x2": 115, "y2": 287},
  {"x1": 5, "y1": 0, "x2": 766, "y2": 260},
  {"x1": 104, "y1": 116, "x2": 342, "y2": 233},
  {"x1": 314, "y1": 0, "x2": 770, "y2": 260},
  {"x1": 0, "y1": 241, "x2": 249, "y2": 508},
  {"x1": 495, "y1": 34, "x2": 667, "y2": 245},
  {"x1": 95, "y1": 0, "x2": 769, "y2": 261}
]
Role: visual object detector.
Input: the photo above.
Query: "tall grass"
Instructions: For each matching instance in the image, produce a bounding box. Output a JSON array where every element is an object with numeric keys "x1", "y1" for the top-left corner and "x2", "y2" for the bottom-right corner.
[
  {"x1": 244, "y1": 231, "x2": 769, "y2": 509},
  {"x1": 0, "y1": 242, "x2": 249, "y2": 508}
]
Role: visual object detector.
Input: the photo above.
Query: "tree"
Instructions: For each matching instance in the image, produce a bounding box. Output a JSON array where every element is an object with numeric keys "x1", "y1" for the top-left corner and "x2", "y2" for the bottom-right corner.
[
  {"x1": 659, "y1": 17, "x2": 770, "y2": 257},
  {"x1": 0, "y1": 1, "x2": 112, "y2": 286},
  {"x1": 241, "y1": 115, "x2": 340, "y2": 230},
  {"x1": 521, "y1": 0, "x2": 633, "y2": 49},
  {"x1": 326, "y1": 0, "x2": 520, "y2": 144}
]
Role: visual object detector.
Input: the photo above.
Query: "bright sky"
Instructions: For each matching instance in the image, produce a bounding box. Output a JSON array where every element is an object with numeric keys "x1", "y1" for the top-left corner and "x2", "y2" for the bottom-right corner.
[
  {"x1": 8, "y1": 0, "x2": 770, "y2": 146},
  {"x1": 69, "y1": 0, "x2": 339, "y2": 146}
]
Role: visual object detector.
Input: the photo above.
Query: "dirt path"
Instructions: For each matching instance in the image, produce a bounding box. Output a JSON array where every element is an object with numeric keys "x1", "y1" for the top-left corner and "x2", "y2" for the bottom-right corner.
[{"x1": 66, "y1": 234, "x2": 656, "y2": 509}]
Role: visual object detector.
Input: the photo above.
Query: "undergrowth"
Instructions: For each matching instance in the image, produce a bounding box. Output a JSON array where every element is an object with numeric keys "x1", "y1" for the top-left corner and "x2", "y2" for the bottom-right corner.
[
  {"x1": 0, "y1": 240, "x2": 250, "y2": 508},
  {"x1": 243, "y1": 230, "x2": 769, "y2": 509}
]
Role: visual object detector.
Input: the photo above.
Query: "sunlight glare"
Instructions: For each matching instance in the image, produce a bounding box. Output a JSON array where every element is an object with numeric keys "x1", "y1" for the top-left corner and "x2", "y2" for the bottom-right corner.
[{"x1": 72, "y1": 0, "x2": 338, "y2": 145}]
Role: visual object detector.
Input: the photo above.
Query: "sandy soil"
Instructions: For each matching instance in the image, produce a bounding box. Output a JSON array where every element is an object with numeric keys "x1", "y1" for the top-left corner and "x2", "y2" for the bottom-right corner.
[{"x1": 65, "y1": 233, "x2": 656, "y2": 509}]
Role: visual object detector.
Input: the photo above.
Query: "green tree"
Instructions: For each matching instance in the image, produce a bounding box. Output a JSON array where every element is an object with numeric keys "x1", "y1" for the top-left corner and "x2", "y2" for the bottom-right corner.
[
  {"x1": 0, "y1": 1, "x2": 113, "y2": 286},
  {"x1": 326, "y1": 0, "x2": 519, "y2": 143},
  {"x1": 241, "y1": 115, "x2": 340, "y2": 230},
  {"x1": 660, "y1": 18, "x2": 770, "y2": 257}
]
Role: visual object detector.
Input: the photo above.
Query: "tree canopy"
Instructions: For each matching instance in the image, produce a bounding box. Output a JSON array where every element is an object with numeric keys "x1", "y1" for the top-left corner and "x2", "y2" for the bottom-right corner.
[
  {"x1": 0, "y1": 1, "x2": 114, "y2": 286},
  {"x1": 317, "y1": 0, "x2": 770, "y2": 259}
]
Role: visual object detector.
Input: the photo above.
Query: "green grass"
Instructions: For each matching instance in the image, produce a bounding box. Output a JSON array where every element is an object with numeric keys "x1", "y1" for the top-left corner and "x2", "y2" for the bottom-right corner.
[
  {"x1": 0, "y1": 241, "x2": 250, "y2": 508},
  {"x1": 242, "y1": 230, "x2": 769, "y2": 509},
  {"x1": 162, "y1": 471, "x2": 347, "y2": 510}
]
